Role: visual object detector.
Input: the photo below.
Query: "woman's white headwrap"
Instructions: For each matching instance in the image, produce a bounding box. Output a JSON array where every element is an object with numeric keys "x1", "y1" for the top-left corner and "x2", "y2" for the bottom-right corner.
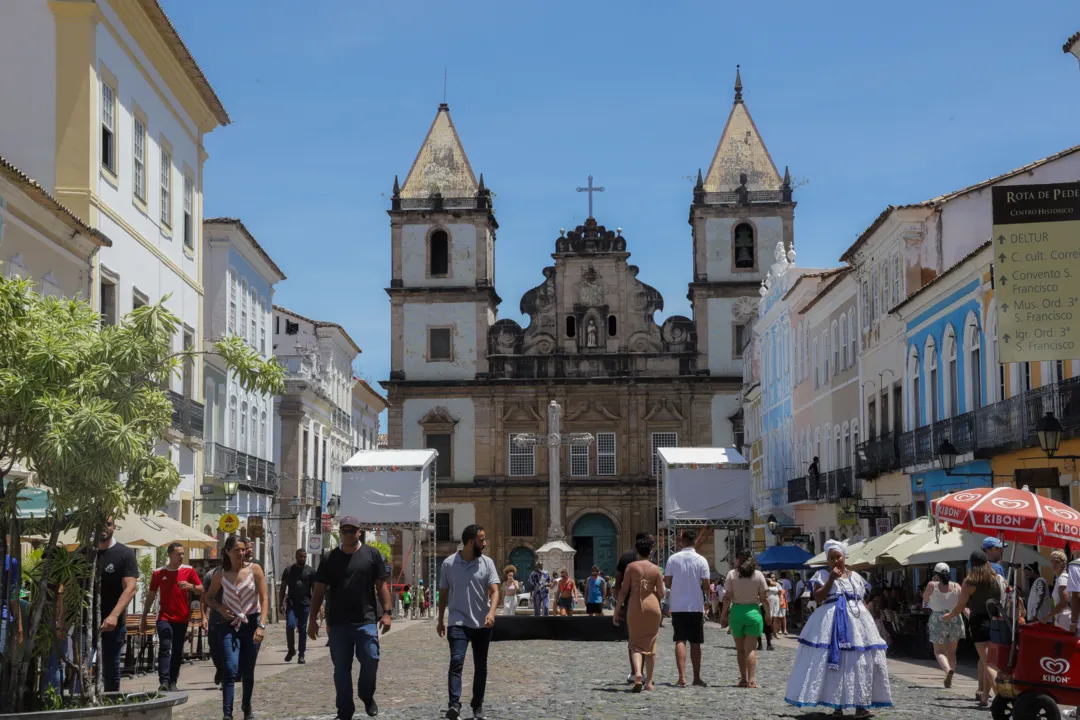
[{"x1": 823, "y1": 539, "x2": 847, "y2": 558}]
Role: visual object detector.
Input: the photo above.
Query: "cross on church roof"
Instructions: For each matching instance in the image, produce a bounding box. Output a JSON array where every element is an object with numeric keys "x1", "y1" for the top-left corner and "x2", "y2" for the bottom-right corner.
[{"x1": 576, "y1": 174, "x2": 604, "y2": 219}]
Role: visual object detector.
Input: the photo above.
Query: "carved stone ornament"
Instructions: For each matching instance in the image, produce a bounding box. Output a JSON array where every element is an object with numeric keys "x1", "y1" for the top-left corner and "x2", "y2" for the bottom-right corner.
[
  {"x1": 418, "y1": 406, "x2": 458, "y2": 426},
  {"x1": 732, "y1": 296, "x2": 757, "y2": 322},
  {"x1": 644, "y1": 397, "x2": 684, "y2": 422},
  {"x1": 586, "y1": 318, "x2": 599, "y2": 347},
  {"x1": 579, "y1": 265, "x2": 606, "y2": 307}
]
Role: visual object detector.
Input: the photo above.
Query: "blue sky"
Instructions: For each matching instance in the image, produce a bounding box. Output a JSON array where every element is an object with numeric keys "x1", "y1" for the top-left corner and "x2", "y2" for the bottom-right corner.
[{"x1": 163, "y1": 0, "x2": 1080, "y2": 401}]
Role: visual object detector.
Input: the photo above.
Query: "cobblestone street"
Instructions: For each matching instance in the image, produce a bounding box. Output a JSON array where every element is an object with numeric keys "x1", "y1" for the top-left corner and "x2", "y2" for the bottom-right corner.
[{"x1": 174, "y1": 619, "x2": 988, "y2": 720}]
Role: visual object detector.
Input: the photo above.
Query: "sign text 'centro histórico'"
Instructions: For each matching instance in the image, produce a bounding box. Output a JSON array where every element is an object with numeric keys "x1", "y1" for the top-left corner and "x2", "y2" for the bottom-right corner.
[{"x1": 992, "y1": 182, "x2": 1080, "y2": 363}]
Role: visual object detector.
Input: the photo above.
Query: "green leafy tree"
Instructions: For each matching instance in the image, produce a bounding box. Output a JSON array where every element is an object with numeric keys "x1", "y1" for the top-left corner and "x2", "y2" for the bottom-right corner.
[{"x1": 0, "y1": 273, "x2": 283, "y2": 711}]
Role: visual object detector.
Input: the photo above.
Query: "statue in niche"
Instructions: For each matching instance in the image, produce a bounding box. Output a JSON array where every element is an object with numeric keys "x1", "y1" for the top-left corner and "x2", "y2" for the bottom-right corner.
[{"x1": 586, "y1": 319, "x2": 598, "y2": 348}]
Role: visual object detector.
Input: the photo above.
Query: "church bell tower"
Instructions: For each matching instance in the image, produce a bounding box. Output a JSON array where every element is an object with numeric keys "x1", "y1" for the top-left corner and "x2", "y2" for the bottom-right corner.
[
  {"x1": 688, "y1": 66, "x2": 795, "y2": 380},
  {"x1": 387, "y1": 103, "x2": 500, "y2": 383}
]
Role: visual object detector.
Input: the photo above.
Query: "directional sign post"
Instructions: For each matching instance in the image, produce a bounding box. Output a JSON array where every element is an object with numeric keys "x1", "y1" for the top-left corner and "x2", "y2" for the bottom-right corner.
[{"x1": 992, "y1": 182, "x2": 1080, "y2": 362}]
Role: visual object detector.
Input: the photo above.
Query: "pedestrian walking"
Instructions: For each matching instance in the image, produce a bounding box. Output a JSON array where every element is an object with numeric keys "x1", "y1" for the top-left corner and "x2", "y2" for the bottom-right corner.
[
  {"x1": 140, "y1": 542, "x2": 203, "y2": 692},
  {"x1": 922, "y1": 562, "x2": 963, "y2": 689},
  {"x1": 943, "y1": 551, "x2": 1004, "y2": 709},
  {"x1": 785, "y1": 540, "x2": 892, "y2": 717},
  {"x1": 308, "y1": 517, "x2": 391, "y2": 719},
  {"x1": 501, "y1": 566, "x2": 520, "y2": 616},
  {"x1": 721, "y1": 549, "x2": 769, "y2": 688},
  {"x1": 89, "y1": 516, "x2": 138, "y2": 692},
  {"x1": 585, "y1": 566, "x2": 607, "y2": 617},
  {"x1": 528, "y1": 562, "x2": 550, "y2": 617},
  {"x1": 663, "y1": 529, "x2": 710, "y2": 688},
  {"x1": 1049, "y1": 550, "x2": 1071, "y2": 630},
  {"x1": 555, "y1": 570, "x2": 577, "y2": 616},
  {"x1": 281, "y1": 549, "x2": 315, "y2": 664},
  {"x1": 766, "y1": 574, "x2": 784, "y2": 638},
  {"x1": 203, "y1": 536, "x2": 269, "y2": 720},
  {"x1": 423, "y1": 584, "x2": 432, "y2": 618},
  {"x1": 201, "y1": 563, "x2": 224, "y2": 685},
  {"x1": 613, "y1": 534, "x2": 663, "y2": 693},
  {"x1": 615, "y1": 532, "x2": 653, "y2": 684},
  {"x1": 402, "y1": 585, "x2": 413, "y2": 619},
  {"x1": 438, "y1": 525, "x2": 498, "y2": 720},
  {"x1": 778, "y1": 572, "x2": 792, "y2": 635}
]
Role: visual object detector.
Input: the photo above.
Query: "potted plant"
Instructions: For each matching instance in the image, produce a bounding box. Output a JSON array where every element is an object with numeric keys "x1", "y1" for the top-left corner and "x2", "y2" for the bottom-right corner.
[{"x1": 0, "y1": 273, "x2": 283, "y2": 715}]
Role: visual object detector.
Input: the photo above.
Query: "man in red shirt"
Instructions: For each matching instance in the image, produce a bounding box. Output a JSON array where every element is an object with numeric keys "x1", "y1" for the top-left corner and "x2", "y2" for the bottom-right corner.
[{"x1": 141, "y1": 542, "x2": 203, "y2": 692}]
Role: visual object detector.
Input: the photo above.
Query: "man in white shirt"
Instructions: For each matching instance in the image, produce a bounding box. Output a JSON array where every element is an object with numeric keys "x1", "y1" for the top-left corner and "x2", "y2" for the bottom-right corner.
[{"x1": 663, "y1": 529, "x2": 712, "y2": 687}]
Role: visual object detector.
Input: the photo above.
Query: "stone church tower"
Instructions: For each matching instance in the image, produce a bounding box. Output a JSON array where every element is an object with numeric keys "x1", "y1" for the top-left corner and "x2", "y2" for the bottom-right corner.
[{"x1": 384, "y1": 72, "x2": 792, "y2": 580}]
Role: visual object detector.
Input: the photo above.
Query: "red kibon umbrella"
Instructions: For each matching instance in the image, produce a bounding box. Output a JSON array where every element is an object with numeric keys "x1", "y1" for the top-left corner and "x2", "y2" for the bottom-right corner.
[{"x1": 930, "y1": 485, "x2": 1080, "y2": 548}]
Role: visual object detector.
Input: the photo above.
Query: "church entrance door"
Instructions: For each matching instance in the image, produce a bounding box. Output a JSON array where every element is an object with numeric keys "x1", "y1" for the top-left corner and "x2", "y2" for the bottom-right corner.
[
  {"x1": 571, "y1": 513, "x2": 618, "y2": 580},
  {"x1": 508, "y1": 546, "x2": 536, "y2": 592}
]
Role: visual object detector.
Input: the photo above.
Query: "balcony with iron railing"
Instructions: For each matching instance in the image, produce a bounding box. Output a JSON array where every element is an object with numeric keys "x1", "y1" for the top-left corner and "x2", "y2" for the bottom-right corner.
[
  {"x1": 854, "y1": 432, "x2": 901, "y2": 480},
  {"x1": 786, "y1": 468, "x2": 860, "y2": 505},
  {"x1": 204, "y1": 442, "x2": 278, "y2": 494},
  {"x1": 896, "y1": 376, "x2": 1080, "y2": 471},
  {"x1": 332, "y1": 408, "x2": 351, "y2": 434},
  {"x1": 167, "y1": 390, "x2": 204, "y2": 441},
  {"x1": 787, "y1": 476, "x2": 809, "y2": 504}
]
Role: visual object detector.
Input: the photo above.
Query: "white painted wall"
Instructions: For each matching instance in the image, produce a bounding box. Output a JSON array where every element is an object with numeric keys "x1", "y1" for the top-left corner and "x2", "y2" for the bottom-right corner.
[
  {"x1": 0, "y1": 0, "x2": 56, "y2": 189},
  {"x1": 706, "y1": 297, "x2": 742, "y2": 376},
  {"x1": 402, "y1": 302, "x2": 477, "y2": 380},
  {"x1": 705, "y1": 216, "x2": 782, "y2": 282},
  {"x1": 401, "y1": 222, "x2": 477, "y2": 287},
  {"x1": 402, "y1": 398, "x2": 476, "y2": 482},
  {"x1": 711, "y1": 393, "x2": 739, "y2": 447}
]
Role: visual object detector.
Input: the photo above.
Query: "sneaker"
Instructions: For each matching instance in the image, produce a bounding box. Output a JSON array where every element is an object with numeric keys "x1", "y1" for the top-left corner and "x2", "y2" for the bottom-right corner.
[
  {"x1": 364, "y1": 700, "x2": 379, "y2": 717},
  {"x1": 298, "y1": 654, "x2": 306, "y2": 665},
  {"x1": 159, "y1": 684, "x2": 170, "y2": 693},
  {"x1": 284, "y1": 651, "x2": 295, "y2": 662},
  {"x1": 446, "y1": 705, "x2": 461, "y2": 720},
  {"x1": 626, "y1": 673, "x2": 634, "y2": 684},
  {"x1": 472, "y1": 708, "x2": 487, "y2": 720}
]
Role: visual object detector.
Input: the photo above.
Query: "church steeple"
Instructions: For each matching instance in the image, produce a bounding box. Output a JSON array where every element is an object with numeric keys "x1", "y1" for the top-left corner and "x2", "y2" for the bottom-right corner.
[
  {"x1": 702, "y1": 66, "x2": 782, "y2": 194},
  {"x1": 399, "y1": 103, "x2": 479, "y2": 199}
]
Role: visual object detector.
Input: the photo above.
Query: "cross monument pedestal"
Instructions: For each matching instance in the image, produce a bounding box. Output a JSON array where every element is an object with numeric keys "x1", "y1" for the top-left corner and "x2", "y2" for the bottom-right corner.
[{"x1": 513, "y1": 400, "x2": 593, "y2": 578}]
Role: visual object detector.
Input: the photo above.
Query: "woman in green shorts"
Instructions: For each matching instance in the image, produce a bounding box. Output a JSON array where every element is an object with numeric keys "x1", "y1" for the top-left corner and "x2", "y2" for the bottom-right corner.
[{"x1": 721, "y1": 549, "x2": 770, "y2": 688}]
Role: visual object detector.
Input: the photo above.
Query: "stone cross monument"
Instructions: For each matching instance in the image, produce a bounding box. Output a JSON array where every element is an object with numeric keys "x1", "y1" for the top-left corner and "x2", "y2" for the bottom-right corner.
[{"x1": 513, "y1": 400, "x2": 593, "y2": 576}]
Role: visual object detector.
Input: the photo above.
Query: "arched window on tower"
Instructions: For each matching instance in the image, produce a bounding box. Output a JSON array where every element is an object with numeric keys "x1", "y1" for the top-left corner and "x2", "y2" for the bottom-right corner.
[
  {"x1": 733, "y1": 223, "x2": 755, "y2": 269},
  {"x1": 608, "y1": 315, "x2": 617, "y2": 337},
  {"x1": 566, "y1": 316, "x2": 576, "y2": 338},
  {"x1": 430, "y1": 230, "x2": 449, "y2": 276}
]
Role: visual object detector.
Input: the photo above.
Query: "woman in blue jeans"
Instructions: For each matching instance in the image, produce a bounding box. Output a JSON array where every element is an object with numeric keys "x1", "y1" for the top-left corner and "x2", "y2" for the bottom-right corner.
[{"x1": 204, "y1": 537, "x2": 269, "y2": 720}]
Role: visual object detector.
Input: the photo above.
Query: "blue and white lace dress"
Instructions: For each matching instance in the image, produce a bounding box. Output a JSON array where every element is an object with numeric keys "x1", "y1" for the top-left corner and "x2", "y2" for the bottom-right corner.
[{"x1": 784, "y1": 570, "x2": 893, "y2": 711}]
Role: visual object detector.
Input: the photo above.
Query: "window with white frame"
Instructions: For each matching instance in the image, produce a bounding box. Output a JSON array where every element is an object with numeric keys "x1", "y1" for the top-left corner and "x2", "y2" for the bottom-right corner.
[
  {"x1": 228, "y1": 271, "x2": 237, "y2": 335},
  {"x1": 259, "y1": 300, "x2": 266, "y2": 355},
  {"x1": 260, "y1": 410, "x2": 267, "y2": 458},
  {"x1": 870, "y1": 270, "x2": 878, "y2": 324},
  {"x1": 831, "y1": 320, "x2": 839, "y2": 374},
  {"x1": 160, "y1": 148, "x2": 171, "y2": 226},
  {"x1": 183, "y1": 174, "x2": 194, "y2": 250},
  {"x1": 240, "y1": 280, "x2": 248, "y2": 342},
  {"x1": 840, "y1": 318, "x2": 848, "y2": 369},
  {"x1": 101, "y1": 81, "x2": 116, "y2": 173},
  {"x1": 229, "y1": 394, "x2": 237, "y2": 448},
  {"x1": 249, "y1": 288, "x2": 257, "y2": 346},
  {"x1": 822, "y1": 331, "x2": 830, "y2": 380},
  {"x1": 880, "y1": 262, "x2": 889, "y2": 313},
  {"x1": 240, "y1": 400, "x2": 248, "y2": 449},
  {"x1": 927, "y1": 339, "x2": 939, "y2": 424},
  {"x1": 812, "y1": 337, "x2": 819, "y2": 388},
  {"x1": 909, "y1": 347, "x2": 921, "y2": 429},
  {"x1": 945, "y1": 328, "x2": 958, "y2": 418},
  {"x1": 651, "y1": 432, "x2": 678, "y2": 477},
  {"x1": 848, "y1": 309, "x2": 856, "y2": 360},
  {"x1": 861, "y1": 280, "x2": 870, "y2": 330},
  {"x1": 968, "y1": 318, "x2": 982, "y2": 411},
  {"x1": 570, "y1": 444, "x2": 589, "y2": 477},
  {"x1": 597, "y1": 432, "x2": 616, "y2": 475},
  {"x1": 892, "y1": 254, "x2": 901, "y2": 305},
  {"x1": 250, "y1": 408, "x2": 257, "y2": 456},
  {"x1": 133, "y1": 117, "x2": 146, "y2": 203},
  {"x1": 508, "y1": 435, "x2": 535, "y2": 476}
]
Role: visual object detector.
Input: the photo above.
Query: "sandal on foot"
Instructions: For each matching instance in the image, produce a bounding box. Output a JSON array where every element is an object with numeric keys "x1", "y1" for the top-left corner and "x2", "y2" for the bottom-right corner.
[
  {"x1": 674, "y1": 681, "x2": 687, "y2": 688},
  {"x1": 692, "y1": 679, "x2": 708, "y2": 687},
  {"x1": 747, "y1": 682, "x2": 759, "y2": 689},
  {"x1": 737, "y1": 680, "x2": 749, "y2": 688},
  {"x1": 944, "y1": 670, "x2": 954, "y2": 688},
  {"x1": 631, "y1": 677, "x2": 643, "y2": 693}
]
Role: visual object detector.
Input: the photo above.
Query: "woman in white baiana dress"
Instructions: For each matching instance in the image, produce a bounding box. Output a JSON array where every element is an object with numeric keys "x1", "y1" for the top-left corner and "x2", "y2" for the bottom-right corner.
[{"x1": 785, "y1": 540, "x2": 893, "y2": 718}]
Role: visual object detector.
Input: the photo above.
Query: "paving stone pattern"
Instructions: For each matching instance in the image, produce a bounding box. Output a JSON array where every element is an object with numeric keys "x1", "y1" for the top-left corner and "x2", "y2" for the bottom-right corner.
[{"x1": 177, "y1": 621, "x2": 984, "y2": 720}]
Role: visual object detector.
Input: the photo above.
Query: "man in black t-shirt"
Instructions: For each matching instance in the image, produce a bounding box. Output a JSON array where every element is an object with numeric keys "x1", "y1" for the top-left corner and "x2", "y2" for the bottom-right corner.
[
  {"x1": 92, "y1": 516, "x2": 138, "y2": 692},
  {"x1": 614, "y1": 532, "x2": 652, "y2": 684},
  {"x1": 281, "y1": 549, "x2": 315, "y2": 663},
  {"x1": 308, "y1": 517, "x2": 391, "y2": 719}
]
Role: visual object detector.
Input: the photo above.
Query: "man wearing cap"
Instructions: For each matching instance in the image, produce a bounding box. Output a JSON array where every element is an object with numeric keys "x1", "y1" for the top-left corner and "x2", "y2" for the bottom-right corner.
[
  {"x1": 982, "y1": 538, "x2": 1007, "y2": 579},
  {"x1": 309, "y1": 516, "x2": 391, "y2": 719},
  {"x1": 1024, "y1": 562, "x2": 1051, "y2": 623}
]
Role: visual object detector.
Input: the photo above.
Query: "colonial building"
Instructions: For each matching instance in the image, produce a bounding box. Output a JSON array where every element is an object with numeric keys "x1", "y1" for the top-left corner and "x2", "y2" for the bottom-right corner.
[
  {"x1": 0, "y1": 0, "x2": 231, "y2": 525},
  {"x1": 384, "y1": 71, "x2": 792, "y2": 578},
  {"x1": 200, "y1": 218, "x2": 286, "y2": 542},
  {"x1": 272, "y1": 305, "x2": 360, "y2": 563}
]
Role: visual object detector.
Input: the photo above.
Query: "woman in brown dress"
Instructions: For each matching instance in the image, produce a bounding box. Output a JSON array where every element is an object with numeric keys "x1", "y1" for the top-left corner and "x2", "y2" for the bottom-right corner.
[{"x1": 613, "y1": 535, "x2": 664, "y2": 692}]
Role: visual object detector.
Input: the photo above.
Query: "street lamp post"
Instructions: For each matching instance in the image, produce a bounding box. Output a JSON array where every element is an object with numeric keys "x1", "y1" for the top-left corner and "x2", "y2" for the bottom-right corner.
[
  {"x1": 935, "y1": 440, "x2": 1012, "y2": 480},
  {"x1": 766, "y1": 514, "x2": 778, "y2": 534}
]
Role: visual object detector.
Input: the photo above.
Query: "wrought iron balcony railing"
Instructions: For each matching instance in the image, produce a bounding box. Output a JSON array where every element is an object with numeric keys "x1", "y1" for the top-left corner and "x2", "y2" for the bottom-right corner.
[
  {"x1": 167, "y1": 391, "x2": 204, "y2": 440},
  {"x1": 204, "y1": 442, "x2": 278, "y2": 494},
  {"x1": 854, "y1": 432, "x2": 901, "y2": 480}
]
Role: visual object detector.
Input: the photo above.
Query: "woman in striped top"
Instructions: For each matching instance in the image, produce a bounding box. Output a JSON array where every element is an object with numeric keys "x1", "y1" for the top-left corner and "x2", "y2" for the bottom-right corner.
[{"x1": 204, "y1": 537, "x2": 269, "y2": 720}]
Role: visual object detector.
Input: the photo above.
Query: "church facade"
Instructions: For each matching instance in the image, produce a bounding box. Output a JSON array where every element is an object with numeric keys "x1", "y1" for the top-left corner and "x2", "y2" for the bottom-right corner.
[{"x1": 383, "y1": 71, "x2": 795, "y2": 579}]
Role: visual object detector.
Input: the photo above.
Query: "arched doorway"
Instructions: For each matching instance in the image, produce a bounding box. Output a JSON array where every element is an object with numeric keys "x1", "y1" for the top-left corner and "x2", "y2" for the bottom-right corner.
[
  {"x1": 571, "y1": 513, "x2": 618, "y2": 580},
  {"x1": 508, "y1": 546, "x2": 536, "y2": 591}
]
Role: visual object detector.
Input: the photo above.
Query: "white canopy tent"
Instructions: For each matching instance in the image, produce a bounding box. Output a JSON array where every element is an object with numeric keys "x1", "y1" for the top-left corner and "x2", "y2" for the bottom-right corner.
[{"x1": 656, "y1": 447, "x2": 752, "y2": 571}]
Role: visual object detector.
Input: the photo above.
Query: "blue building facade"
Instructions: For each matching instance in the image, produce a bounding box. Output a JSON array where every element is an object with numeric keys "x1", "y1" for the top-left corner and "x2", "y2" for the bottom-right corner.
[{"x1": 897, "y1": 246, "x2": 993, "y2": 517}]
